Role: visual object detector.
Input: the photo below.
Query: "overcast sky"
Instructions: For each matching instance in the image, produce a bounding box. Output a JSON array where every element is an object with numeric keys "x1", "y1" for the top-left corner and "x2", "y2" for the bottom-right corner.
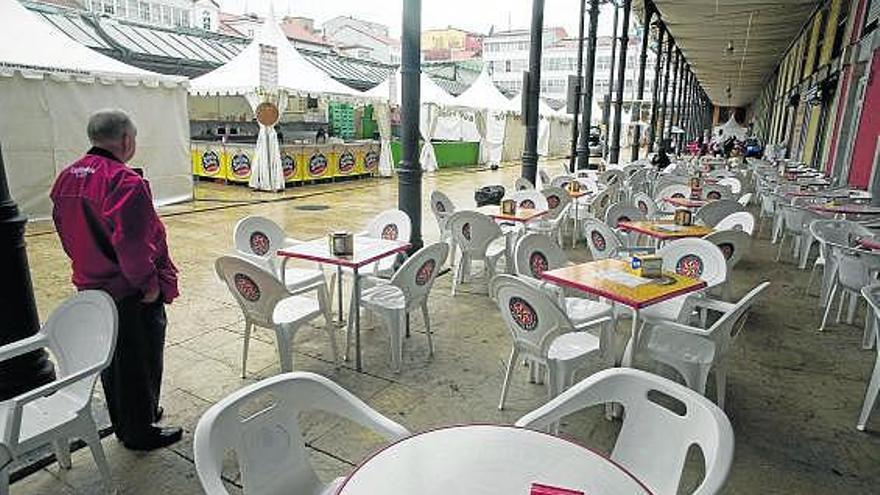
[{"x1": 220, "y1": 0, "x2": 621, "y2": 38}]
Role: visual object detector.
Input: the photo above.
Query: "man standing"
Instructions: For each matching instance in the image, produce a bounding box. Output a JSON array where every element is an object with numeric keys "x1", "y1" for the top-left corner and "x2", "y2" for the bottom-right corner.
[{"x1": 51, "y1": 109, "x2": 182, "y2": 451}]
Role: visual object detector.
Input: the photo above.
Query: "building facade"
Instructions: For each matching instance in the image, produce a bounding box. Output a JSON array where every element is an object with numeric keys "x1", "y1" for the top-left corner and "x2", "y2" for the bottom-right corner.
[
  {"x1": 322, "y1": 16, "x2": 399, "y2": 64},
  {"x1": 421, "y1": 27, "x2": 483, "y2": 61},
  {"x1": 82, "y1": 0, "x2": 218, "y2": 30}
]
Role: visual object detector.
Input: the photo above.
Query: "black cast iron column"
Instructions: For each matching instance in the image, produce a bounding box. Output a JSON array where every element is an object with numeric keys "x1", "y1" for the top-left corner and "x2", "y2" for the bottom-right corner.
[
  {"x1": 521, "y1": 0, "x2": 545, "y2": 185},
  {"x1": 609, "y1": 0, "x2": 631, "y2": 164},
  {"x1": 602, "y1": 0, "x2": 620, "y2": 160},
  {"x1": 647, "y1": 24, "x2": 664, "y2": 152},
  {"x1": 568, "y1": 0, "x2": 588, "y2": 173},
  {"x1": 576, "y1": 0, "x2": 601, "y2": 169},
  {"x1": 0, "y1": 143, "x2": 55, "y2": 401},
  {"x1": 631, "y1": 4, "x2": 652, "y2": 160},
  {"x1": 399, "y1": 0, "x2": 423, "y2": 252},
  {"x1": 667, "y1": 51, "x2": 680, "y2": 143},
  {"x1": 680, "y1": 70, "x2": 691, "y2": 153},
  {"x1": 657, "y1": 36, "x2": 673, "y2": 149}
]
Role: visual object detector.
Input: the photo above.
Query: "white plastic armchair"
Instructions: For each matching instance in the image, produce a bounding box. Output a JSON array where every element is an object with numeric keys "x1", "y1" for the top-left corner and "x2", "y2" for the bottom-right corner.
[
  {"x1": 515, "y1": 177, "x2": 535, "y2": 191},
  {"x1": 0, "y1": 291, "x2": 117, "y2": 494},
  {"x1": 858, "y1": 285, "x2": 880, "y2": 431},
  {"x1": 491, "y1": 275, "x2": 611, "y2": 409},
  {"x1": 361, "y1": 209, "x2": 412, "y2": 274},
  {"x1": 632, "y1": 192, "x2": 660, "y2": 219},
  {"x1": 215, "y1": 256, "x2": 337, "y2": 377},
  {"x1": 714, "y1": 211, "x2": 756, "y2": 236},
  {"x1": 193, "y1": 372, "x2": 410, "y2": 495},
  {"x1": 233, "y1": 216, "x2": 328, "y2": 297},
  {"x1": 515, "y1": 367, "x2": 734, "y2": 495},
  {"x1": 448, "y1": 211, "x2": 506, "y2": 296},
  {"x1": 509, "y1": 190, "x2": 549, "y2": 211},
  {"x1": 694, "y1": 200, "x2": 745, "y2": 228},
  {"x1": 430, "y1": 190, "x2": 457, "y2": 267},
  {"x1": 349, "y1": 243, "x2": 449, "y2": 372},
  {"x1": 527, "y1": 187, "x2": 571, "y2": 244},
  {"x1": 703, "y1": 230, "x2": 753, "y2": 300},
  {"x1": 582, "y1": 218, "x2": 655, "y2": 261},
  {"x1": 640, "y1": 282, "x2": 770, "y2": 410}
]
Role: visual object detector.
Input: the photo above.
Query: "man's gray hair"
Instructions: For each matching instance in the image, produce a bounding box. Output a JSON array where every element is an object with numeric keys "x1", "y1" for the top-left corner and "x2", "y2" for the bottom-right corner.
[{"x1": 87, "y1": 109, "x2": 136, "y2": 144}]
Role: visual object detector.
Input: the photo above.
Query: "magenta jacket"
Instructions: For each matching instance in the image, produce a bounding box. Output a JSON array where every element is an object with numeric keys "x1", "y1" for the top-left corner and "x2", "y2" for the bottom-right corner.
[{"x1": 50, "y1": 147, "x2": 179, "y2": 304}]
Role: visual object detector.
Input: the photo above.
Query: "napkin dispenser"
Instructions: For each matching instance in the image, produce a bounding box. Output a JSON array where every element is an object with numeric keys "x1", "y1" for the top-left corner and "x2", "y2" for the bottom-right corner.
[
  {"x1": 689, "y1": 177, "x2": 702, "y2": 200},
  {"x1": 329, "y1": 231, "x2": 354, "y2": 256},
  {"x1": 674, "y1": 208, "x2": 693, "y2": 226},
  {"x1": 631, "y1": 254, "x2": 663, "y2": 278},
  {"x1": 501, "y1": 198, "x2": 517, "y2": 215}
]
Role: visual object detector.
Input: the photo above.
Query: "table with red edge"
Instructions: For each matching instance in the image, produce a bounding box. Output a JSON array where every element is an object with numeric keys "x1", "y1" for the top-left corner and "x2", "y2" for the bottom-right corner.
[
  {"x1": 858, "y1": 238, "x2": 880, "y2": 251},
  {"x1": 617, "y1": 221, "x2": 714, "y2": 245},
  {"x1": 479, "y1": 206, "x2": 550, "y2": 271},
  {"x1": 663, "y1": 196, "x2": 708, "y2": 209},
  {"x1": 541, "y1": 259, "x2": 707, "y2": 367},
  {"x1": 334, "y1": 424, "x2": 652, "y2": 495},
  {"x1": 809, "y1": 203, "x2": 880, "y2": 218},
  {"x1": 277, "y1": 236, "x2": 410, "y2": 371}
]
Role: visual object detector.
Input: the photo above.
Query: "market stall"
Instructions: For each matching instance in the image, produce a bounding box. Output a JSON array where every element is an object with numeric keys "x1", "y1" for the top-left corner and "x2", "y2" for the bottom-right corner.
[
  {"x1": 189, "y1": 11, "x2": 373, "y2": 190},
  {"x1": 0, "y1": 0, "x2": 191, "y2": 220},
  {"x1": 452, "y1": 68, "x2": 518, "y2": 167}
]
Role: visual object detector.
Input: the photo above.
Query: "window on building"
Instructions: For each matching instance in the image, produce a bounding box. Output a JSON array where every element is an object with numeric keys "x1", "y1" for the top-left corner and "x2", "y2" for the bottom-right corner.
[
  {"x1": 202, "y1": 11, "x2": 212, "y2": 30},
  {"x1": 115, "y1": 0, "x2": 126, "y2": 17},
  {"x1": 161, "y1": 5, "x2": 172, "y2": 25},
  {"x1": 138, "y1": 1, "x2": 150, "y2": 22},
  {"x1": 128, "y1": 0, "x2": 138, "y2": 19},
  {"x1": 182, "y1": 10, "x2": 190, "y2": 27},
  {"x1": 505, "y1": 60, "x2": 511, "y2": 72},
  {"x1": 832, "y1": 0, "x2": 851, "y2": 59},
  {"x1": 102, "y1": 0, "x2": 115, "y2": 14},
  {"x1": 488, "y1": 61, "x2": 494, "y2": 74}
]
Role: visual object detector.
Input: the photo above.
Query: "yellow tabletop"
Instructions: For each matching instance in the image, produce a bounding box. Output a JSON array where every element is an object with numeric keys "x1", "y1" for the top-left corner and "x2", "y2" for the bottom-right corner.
[
  {"x1": 478, "y1": 206, "x2": 549, "y2": 223},
  {"x1": 618, "y1": 221, "x2": 714, "y2": 240},
  {"x1": 541, "y1": 259, "x2": 707, "y2": 309}
]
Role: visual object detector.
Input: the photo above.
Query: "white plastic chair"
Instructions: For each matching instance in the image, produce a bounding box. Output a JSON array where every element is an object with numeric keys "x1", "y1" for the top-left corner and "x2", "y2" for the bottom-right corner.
[
  {"x1": 639, "y1": 282, "x2": 770, "y2": 410},
  {"x1": 515, "y1": 368, "x2": 734, "y2": 495},
  {"x1": 348, "y1": 243, "x2": 449, "y2": 372},
  {"x1": 530, "y1": 186, "x2": 573, "y2": 245},
  {"x1": 718, "y1": 177, "x2": 742, "y2": 194},
  {"x1": 447, "y1": 211, "x2": 507, "y2": 296},
  {"x1": 539, "y1": 169, "x2": 552, "y2": 188},
  {"x1": 515, "y1": 177, "x2": 535, "y2": 191},
  {"x1": 430, "y1": 190, "x2": 457, "y2": 267},
  {"x1": 508, "y1": 190, "x2": 549, "y2": 211},
  {"x1": 858, "y1": 285, "x2": 880, "y2": 431},
  {"x1": 655, "y1": 184, "x2": 690, "y2": 213},
  {"x1": 640, "y1": 238, "x2": 728, "y2": 323},
  {"x1": 714, "y1": 211, "x2": 756, "y2": 236},
  {"x1": 808, "y1": 220, "x2": 874, "y2": 299},
  {"x1": 233, "y1": 216, "x2": 330, "y2": 299},
  {"x1": 604, "y1": 202, "x2": 646, "y2": 229},
  {"x1": 193, "y1": 372, "x2": 410, "y2": 495},
  {"x1": 582, "y1": 218, "x2": 654, "y2": 261},
  {"x1": 0, "y1": 291, "x2": 117, "y2": 494},
  {"x1": 818, "y1": 247, "x2": 880, "y2": 338},
  {"x1": 632, "y1": 192, "x2": 660, "y2": 219},
  {"x1": 491, "y1": 275, "x2": 611, "y2": 409},
  {"x1": 216, "y1": 256, "x2": 337, "y2": 377},
  {"x1": 737, "y1": 192, "x2": 753, "y2": 207},
  {"x1": 513, "y1": 234, "x2": 613, "y2": 331},
  {"x1": 694, "y1": 200, "x2": 745, "y2": 228},
  {"x1": 703, "y1": 230, "x2": 752, "y2": 300},
  {"x1": 775, "y1": 204, "x2": 822, "y2": 264}
]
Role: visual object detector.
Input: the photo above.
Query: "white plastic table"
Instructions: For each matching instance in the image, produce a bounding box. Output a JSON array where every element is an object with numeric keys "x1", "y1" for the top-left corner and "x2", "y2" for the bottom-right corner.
[
  {"x1": 277, "y1": 235, "x2": 410, "y2": 371},
  {"x1": 335, "y1": 424, "x2": 652, "y2": 495}
]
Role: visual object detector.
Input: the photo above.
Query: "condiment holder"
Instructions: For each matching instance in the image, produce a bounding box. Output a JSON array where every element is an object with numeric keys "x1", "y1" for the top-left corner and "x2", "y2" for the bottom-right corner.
[{"x1": 329, "y1": 231, "x2": 354, "y2": 256}]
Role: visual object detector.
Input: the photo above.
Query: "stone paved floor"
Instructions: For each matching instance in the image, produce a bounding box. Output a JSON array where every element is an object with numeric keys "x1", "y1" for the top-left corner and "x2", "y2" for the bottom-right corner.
[{"x1": 12, "y1": 161, "x2": 880, "y2": 494}]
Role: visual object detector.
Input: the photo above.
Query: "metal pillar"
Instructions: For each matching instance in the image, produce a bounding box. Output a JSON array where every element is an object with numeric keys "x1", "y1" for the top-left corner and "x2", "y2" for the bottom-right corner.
[
  {"x1": 602, "y1": 0, "x2": 620, "y2": 159},
  {"x1": 648, "y1": 25, "x2": 664, "y2": 152},
  {"x1": 609, "y1": 0, "x2": 632, "y2": 164},
  {"x1": 576, "y1": 0, "x2": 601, "y2": 169},
  {"x1": 568, "y1": 0, "x2": 588, "y2": 173},
  {"x1": 657, "y1": 36, "x2": 672, "y2": 150},
  {"x1": 675, "y1": 65, "x2": 687, "y2": 153},
  {"x1": 0, "y1": 143, "x2": 55, "y2": 401},
  {"x1": 399, "y1": 0, "x2": 423, "y2": 252},
  {"x1": 521, "y1": 0, "x2": 545, "y2": 185},
  {"x1": 680, "y1": 70, "x2": 692, "y2": 152},
  {"x1": 667, "y1": 51, "x2": 680, "y2": 144},
  {"x1": 632, "y1": 4, "x2": 652, "y2": 160}
]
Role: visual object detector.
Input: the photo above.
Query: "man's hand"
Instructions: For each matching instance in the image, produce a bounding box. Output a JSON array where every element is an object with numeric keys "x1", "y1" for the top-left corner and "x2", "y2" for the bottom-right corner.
[{"x1": 141, "y1": 287, "x2": 160, "y2": 304}]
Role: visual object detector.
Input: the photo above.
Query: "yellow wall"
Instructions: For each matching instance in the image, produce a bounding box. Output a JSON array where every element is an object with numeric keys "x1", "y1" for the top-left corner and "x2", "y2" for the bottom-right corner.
[
  {"x1": 802, "y1": 105, "x2": 822, "y2": 164},
  {"x1": 421, "y1": 29, "x2": 467, "y2": 50},
  {"x1": 820, "y1": 0, "x2": 842, "y2": 66}
]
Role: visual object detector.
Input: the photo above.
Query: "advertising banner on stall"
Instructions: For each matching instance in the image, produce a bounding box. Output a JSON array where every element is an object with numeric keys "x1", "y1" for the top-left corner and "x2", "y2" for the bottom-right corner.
[
  {"x1": 337, "y1": 145, "x2": 357, "y2": 176},
  {"x1": 193, "y1": 143, "x2": 227, "y2": 179},
  {"x1": 226, "y1": 145, "x2": 254, "y2": 183},
  {"x1": 304, "y1": 146, "x2": 333, "y2": 180},
  {"x1": 280, "y1": 145, "x2": 303, "y2": 183},
  {"x1": 364, "y1": 143, "x2": 380, "y2": 175}
]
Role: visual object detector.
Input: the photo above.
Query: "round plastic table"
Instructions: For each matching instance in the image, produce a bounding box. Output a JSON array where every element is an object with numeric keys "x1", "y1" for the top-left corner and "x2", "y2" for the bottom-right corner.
[{"x1": 335, "y1": 424, "x2": 652, "y2": 495}]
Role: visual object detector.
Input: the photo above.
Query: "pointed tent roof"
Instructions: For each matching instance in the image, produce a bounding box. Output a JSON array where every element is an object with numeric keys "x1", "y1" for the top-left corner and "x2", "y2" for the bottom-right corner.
[
  {"x1": 363, "y1": 69, "x2": 455, "y2": 106},
  {"x1": 189, "y1": 11, "x2": 358, "y2": 97},
  {"x1": 0, "y1": 0, "x2": 181, "y2": 85},
  {"x1": 454, "y1": 67, "x2": 517, "y2": 112},
  {"x1": 509, "y1": 93, "x2": 557, "y2": 117}
]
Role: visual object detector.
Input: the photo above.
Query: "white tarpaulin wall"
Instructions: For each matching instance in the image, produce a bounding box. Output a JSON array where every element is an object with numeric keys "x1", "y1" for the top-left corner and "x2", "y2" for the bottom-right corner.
[
  {"x1": 713, "y1": 116, "x2": 749, "y2": 142},
  {"x1": 0, "y1": 0, "x2": 190, "y2": 220},
  {"x1": 502, "y1": 114, "x2": 526, "y2": 162}
]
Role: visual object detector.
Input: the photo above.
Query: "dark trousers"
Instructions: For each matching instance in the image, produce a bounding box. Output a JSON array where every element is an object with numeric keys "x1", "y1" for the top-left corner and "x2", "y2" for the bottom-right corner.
[{"x1": 101, "y1": 295, "x2": 166, "y2": 444}]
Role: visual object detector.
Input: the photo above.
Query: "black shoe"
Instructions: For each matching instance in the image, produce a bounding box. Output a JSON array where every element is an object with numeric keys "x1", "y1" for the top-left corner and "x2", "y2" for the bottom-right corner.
[
  {"x1": 123, "y1": 426, "x2": 183, "y2": 451},
  {"x1": 154, "y1": 406, "x2": 164, "y2": 423}
]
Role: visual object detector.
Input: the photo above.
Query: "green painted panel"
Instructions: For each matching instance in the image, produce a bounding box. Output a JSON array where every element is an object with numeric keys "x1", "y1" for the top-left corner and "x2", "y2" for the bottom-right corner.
[{"x1": 390, "y1": 141, "x2": 480, "y2": 168}]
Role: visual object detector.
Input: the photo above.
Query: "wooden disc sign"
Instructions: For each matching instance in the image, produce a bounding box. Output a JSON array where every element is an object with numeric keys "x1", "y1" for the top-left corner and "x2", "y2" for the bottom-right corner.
[{"x1": 255, "y1": 101, "x2": 280, "y2": 126}]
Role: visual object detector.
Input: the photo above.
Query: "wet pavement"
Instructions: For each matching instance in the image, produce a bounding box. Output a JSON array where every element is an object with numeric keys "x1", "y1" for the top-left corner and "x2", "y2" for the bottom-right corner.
[{"x1": 13, "y1": 160, "x2": 880, "y2": 494}]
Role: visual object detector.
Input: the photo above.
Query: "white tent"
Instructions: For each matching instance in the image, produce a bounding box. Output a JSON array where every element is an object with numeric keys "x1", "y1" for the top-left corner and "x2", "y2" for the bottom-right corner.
[
  {"x1": 452, "y1": 69, "x2": 517, "y2": 166},
  {"x1": 364, "y1": 70, "x2": 457, "y2": 173},
  {"x1": 713, "y1": 116, "x2": 749, "y2": 142},
  {"x1": 0, "y1": 0, "x2": 190, "y2": 220},
  {"x1": 190, "y1": 11, "x2": 361, "y2": 190},
  {"x1": 454, "y1": 68, "x2": 515, "y2": 112}
]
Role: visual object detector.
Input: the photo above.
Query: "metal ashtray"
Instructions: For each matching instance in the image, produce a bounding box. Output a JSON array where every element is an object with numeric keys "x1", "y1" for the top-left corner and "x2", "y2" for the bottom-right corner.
[{"x1": 651, "y1": 276, "x2": 676, "y2": 286}]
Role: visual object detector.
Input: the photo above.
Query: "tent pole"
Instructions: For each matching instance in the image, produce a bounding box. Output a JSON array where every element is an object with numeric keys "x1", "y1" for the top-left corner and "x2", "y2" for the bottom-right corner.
[
  {"x1": 576, "y1": 0, "x2": 601, "y2": 169},
  {"x1": 0, "y1": 142, "x2": 55, "y2": 400},
  {"x1": 521, "y1": 0, "x2": 545, "y2": 186},
  {"x1": 399, "y1": 0, "x2": 423, "y2": 252},
  {"x1": 609, "y1": 0, "x2": 631, "y2": 164}
]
